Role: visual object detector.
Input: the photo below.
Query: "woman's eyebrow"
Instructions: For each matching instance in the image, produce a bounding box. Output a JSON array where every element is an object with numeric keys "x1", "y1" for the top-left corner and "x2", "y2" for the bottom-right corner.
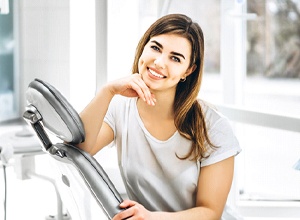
[
  {"x1": 150, "y1": 40, "x2": 186, "y2": 60},
  {"x1": 171, "y1": 51, "x2": 185, "y2": 60}
]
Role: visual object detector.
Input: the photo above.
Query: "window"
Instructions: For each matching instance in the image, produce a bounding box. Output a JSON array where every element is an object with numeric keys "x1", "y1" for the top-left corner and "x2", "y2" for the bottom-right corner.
[
  {"x1": 214, "y1": 0, "x2": 300, "y2": 218},
  {"x1": 239, "y1": 0, "x2": 300, "y2": 205},
  {"x1": 0, "y1": 0, "x2": 19, "y2": 122}
]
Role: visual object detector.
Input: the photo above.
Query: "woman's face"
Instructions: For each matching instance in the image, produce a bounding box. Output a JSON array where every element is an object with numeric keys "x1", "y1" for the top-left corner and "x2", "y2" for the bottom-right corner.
[{"x1": 138, "y1": 34, "x2": 194, "y2": 93}]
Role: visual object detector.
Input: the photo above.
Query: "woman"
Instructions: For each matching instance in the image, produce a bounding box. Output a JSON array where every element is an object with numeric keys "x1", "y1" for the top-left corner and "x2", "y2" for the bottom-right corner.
[{"x1": 78, "y1": 14, "x2": 241, "y2": 220}]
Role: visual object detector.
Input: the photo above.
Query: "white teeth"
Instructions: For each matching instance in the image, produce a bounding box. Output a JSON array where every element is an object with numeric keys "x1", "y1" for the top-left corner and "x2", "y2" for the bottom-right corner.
[{"x1": 149, "y1": 69, "x2": 165, "y2": 78}]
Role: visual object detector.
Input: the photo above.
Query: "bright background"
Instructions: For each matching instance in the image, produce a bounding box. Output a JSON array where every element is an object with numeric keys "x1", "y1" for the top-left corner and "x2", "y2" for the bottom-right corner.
[{"x1": 0, "y1": 0, "x2": 300, "y2": 219}]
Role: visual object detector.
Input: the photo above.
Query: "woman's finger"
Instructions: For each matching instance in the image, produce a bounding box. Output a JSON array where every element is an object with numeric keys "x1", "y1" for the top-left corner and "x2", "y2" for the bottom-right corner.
[
  {"x1": 131, "y1": 74, "x2": 155, "y2": 105},
  {"x1": 119, "y1": 199, "x2": 136, "y2": 208}
]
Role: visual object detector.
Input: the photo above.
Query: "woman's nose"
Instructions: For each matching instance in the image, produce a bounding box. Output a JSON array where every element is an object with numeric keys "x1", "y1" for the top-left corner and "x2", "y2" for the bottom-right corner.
[{"x1": 154, "y1": 56, "x2": 166, "y2": 69}]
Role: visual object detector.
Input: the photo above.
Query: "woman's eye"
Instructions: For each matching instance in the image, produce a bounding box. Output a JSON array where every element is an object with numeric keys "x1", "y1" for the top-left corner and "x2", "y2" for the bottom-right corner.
[
  {"x1": 172, "y1": 56, "x2": 181, "y2": 63},
  {"x1": 151, "y1": 45, "x2": 160, "y2": 51}
]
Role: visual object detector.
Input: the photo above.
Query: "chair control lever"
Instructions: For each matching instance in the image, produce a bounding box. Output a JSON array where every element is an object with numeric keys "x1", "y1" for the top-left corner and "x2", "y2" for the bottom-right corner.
[{"x1": 23, "y1": 105, "x2": 53, "y2": 151}]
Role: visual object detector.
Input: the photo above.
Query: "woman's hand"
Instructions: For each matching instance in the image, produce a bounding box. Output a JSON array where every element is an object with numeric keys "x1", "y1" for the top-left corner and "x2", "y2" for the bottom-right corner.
[
  {"x1": 112, "y1": 200, "x2": 153, "y2": 220},
  {"x1": 106, "y1": 73, "x2": 156, "y2": 105}
]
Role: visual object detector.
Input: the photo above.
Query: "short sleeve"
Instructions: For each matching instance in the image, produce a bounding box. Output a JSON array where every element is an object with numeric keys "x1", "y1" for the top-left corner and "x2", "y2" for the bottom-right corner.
[
  {"x1": 200, "y1": 117, "x2": 241, "y2": 167},
  {"x1": 103, "y1": 96, "x2": 119, "y2": 135},
  {"x1": 104, "y1": 95, "x2": 129, "y2": 140}
]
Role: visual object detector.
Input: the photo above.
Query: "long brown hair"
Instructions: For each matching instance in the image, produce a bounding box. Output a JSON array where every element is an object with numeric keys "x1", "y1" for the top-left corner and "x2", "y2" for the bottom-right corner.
[{"x1": 132, "y1": 14, "x2": 215, "y2": 161}]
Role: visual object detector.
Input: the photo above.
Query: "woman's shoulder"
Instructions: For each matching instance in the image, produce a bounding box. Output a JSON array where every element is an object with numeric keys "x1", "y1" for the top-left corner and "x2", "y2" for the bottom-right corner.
[
  {"x1": 105, "y1": 96, "x2": 137, "y2": 126},
  {"x1": 108, "y1": 96, "x2": 137, "y2": 115},
  {"x1": 197, "y1": 99, "x2": 227, "y2": 129},
  {"x1": 198, "y1": 99, "x2": 241, "y2": 165},
  {"x1": 110, "y1": 95, "x2": 135, "y2": 106}
]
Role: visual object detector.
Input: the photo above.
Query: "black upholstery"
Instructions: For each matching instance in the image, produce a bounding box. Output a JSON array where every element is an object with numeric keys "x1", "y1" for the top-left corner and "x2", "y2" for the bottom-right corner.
[{"x1": 24, "y1": 78, "x2": 125, "y2": 219}]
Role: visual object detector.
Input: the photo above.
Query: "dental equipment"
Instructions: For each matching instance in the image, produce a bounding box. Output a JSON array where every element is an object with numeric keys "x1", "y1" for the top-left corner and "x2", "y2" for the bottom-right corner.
[{"x1": 23, "y1": 78, "x2": 125, "y2": 220}]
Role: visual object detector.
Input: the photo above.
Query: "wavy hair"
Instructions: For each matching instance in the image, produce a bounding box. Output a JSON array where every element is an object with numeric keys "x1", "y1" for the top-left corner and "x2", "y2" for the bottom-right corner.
[{"x1": 131, "y1": 14, "x2": 215, "y2": 161}]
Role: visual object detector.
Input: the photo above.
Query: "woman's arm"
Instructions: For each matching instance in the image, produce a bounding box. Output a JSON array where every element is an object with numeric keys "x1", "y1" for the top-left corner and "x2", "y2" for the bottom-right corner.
[
  {"x1": 113, "y1": 156, "x2": 235, "y2": 220},
  {"x1": 77, "y1": 74, "x2": 156, "y2": 155},
  {"x1": 77, "y1": 85, "x2": 114, "y2": 154}
]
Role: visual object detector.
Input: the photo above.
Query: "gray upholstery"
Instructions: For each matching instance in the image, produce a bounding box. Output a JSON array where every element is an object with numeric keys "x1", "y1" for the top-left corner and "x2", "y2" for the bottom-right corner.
[
  {"x1": 51, "y1": 143, "x2": 124, "y2": 219},
  {"x1": 26, "y1": 79, "x2": 85, "y2": 144},
  {"x1": 24, "y1": 78, "x2": 125, "y2": 219}
]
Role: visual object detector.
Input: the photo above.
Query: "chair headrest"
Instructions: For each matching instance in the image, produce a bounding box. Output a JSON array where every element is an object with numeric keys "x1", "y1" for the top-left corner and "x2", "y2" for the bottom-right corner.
[{"x1": 25, "y1": 78, "x2": 85, "y2": 144}]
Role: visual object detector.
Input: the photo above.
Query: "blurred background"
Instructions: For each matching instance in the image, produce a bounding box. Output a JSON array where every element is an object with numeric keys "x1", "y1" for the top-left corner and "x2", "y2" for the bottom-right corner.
[{"x1": 0, "y1": 0, "x2": 300, "y2": 219}]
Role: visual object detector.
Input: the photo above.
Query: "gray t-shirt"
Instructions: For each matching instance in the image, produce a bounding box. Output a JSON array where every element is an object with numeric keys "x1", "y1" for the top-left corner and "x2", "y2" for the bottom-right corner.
[{"x1": 104, "y1": 95, "x2": 241, "y2": 212}]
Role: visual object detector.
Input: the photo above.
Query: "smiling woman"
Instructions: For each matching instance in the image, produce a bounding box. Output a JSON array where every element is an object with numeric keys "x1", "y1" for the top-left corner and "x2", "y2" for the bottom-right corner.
[{"x1": 76, "y1": 13, "x2": 241, "y2": 220}]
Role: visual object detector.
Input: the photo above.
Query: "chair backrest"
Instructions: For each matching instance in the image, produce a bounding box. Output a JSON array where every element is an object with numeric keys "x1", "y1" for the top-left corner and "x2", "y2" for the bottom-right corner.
[{"x1": 23, "y1": 78, "x2": 125, "y2": 220}]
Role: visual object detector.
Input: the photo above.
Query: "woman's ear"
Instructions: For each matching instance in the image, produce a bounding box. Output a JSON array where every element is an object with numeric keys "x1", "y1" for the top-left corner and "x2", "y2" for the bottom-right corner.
[{"x1": 186, "y1": 64, "x2": 197, "y2": 76}]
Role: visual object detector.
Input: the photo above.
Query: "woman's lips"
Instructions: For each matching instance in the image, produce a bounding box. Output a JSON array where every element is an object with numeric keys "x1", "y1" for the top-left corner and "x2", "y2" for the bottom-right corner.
[{"x1": 148, "y1": 67, "x2": 166, "y2": 79}]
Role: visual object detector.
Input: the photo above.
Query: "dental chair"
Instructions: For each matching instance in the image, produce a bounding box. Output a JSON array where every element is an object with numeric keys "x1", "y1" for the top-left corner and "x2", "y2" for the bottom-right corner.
[{"x1": 23, "y1": 78, "x2": 125, "y2": 220}]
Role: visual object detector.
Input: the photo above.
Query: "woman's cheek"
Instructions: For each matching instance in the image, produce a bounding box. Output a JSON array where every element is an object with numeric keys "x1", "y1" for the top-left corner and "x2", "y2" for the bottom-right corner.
[{"x1": 138, "y1": 57, "x2": 145, "y2": 73}]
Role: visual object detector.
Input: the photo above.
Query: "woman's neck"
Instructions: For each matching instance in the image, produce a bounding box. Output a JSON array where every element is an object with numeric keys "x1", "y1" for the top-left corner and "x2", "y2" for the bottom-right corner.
[
  {"x1": 137, "y1": 91, "x2": 175, "y2": 120},
  {"x1": 136, "y1": 92, "x2": 177, "y2": 141}
]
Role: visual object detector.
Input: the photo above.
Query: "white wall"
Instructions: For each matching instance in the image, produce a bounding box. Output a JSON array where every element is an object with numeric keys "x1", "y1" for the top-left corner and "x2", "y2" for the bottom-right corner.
[
  {"x1": 18, "y1": 0, "x2": 70, "y2": 114},
  {"x1": 106, "y1": 0, "x2": 139, "y2": 81},
  {"x1": 18, "y1": 0, "x2": 139, "y2": 112},
  {"x1": 69, "y1": 0, "x2": 96, "y2": 112}
]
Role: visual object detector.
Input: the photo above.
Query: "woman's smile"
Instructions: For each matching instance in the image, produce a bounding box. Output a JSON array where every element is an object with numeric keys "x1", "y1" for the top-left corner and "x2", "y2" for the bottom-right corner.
[{"x1": 147, "y1": 67, "x2": 166, "y2": 79}]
